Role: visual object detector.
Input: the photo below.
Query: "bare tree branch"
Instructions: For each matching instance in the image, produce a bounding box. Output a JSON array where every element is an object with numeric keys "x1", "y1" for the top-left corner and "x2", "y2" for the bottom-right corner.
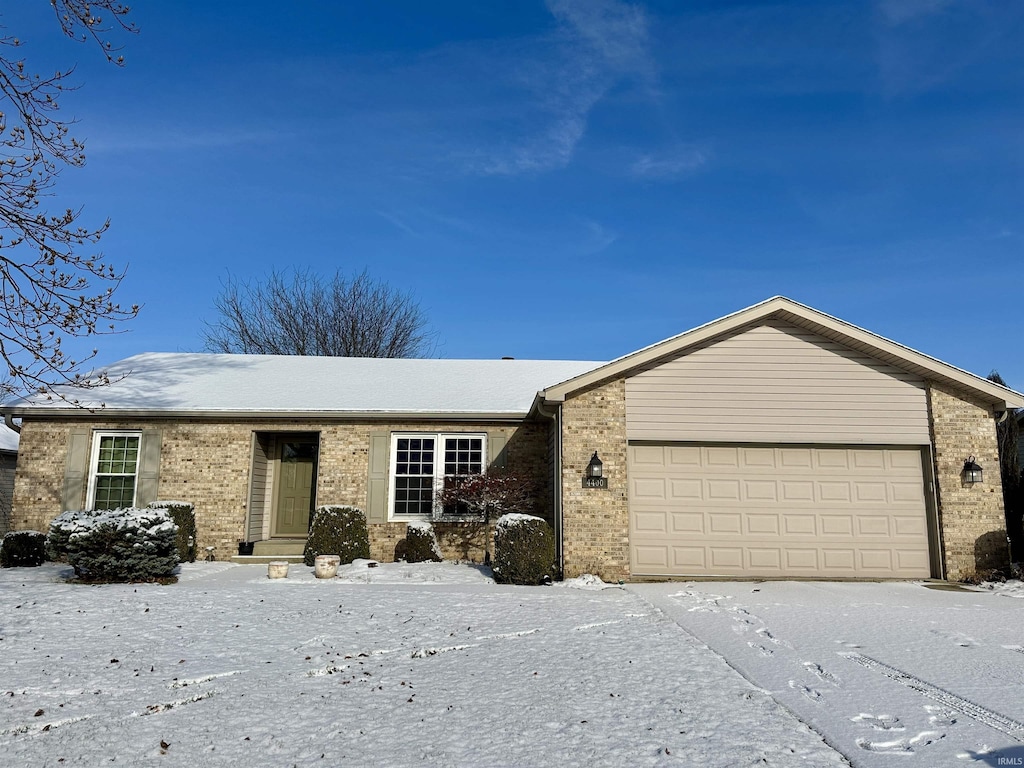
[
  {"x1": 0, "y1": 2, "x2": 139, "y2": 405},
  {"x1": 202, "y1": 268, "x2": 435, "y2": 358}
]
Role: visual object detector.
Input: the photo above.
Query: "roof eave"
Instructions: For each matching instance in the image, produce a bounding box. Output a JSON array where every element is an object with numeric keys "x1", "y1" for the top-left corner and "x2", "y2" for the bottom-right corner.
[
  {"x1": 0, "y1": 408, "x2": 531, "y2": 423},
  {"x1": 540, "y1": 296, "x2": 1024, "y2": 410}
]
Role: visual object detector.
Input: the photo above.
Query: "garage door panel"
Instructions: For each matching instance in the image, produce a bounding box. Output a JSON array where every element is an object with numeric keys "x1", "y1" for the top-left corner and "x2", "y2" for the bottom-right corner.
[
  {"x1": 670, "y1": 479, "x2": 702, "y2": 500},
  {"x1": 783, "y1": 515, "x2": 817, "y2": 535},
  {"x1": 629, "y1": 444, "x2": 931, "y2": 578},
  {"x1": 857, "y1": 516, "x2": 891, "y2": 536},
  {"x1": 744, "y1": 480, "x2": 777, "y2": 501},
  {"x1": 671, "y1": 512, "x2": 704, "y2": 534},
  {"x1": 745, "y1": 514, "x2": 780, "y2": 535},
  {"x1": 667, "y1": 446, "x2": 701, "y2": 467},
  {"x1": 633, "y1": 511, "x2": 669, "y2": 534},
  {"x1": 633, "y1": 478, "x2": 667, "y2": 500}
]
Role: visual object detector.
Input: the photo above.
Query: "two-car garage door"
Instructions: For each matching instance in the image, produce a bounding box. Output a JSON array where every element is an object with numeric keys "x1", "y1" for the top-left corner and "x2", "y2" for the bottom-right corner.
[{"x1": 628, "y1": 444, "x2": 933, "y2": 578}]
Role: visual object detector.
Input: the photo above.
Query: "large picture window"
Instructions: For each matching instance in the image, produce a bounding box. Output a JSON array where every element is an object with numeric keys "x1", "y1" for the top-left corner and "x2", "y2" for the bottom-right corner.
[
  {"x1": 389, "y1": 433, "x2": 485, "y2": 519},
  {"x1": 87, "y1": 432, "x2": 142, "y2": 510}
]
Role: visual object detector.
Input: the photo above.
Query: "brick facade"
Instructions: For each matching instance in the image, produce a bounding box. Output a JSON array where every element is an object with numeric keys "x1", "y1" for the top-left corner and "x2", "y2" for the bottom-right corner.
[
  {"x1": 11, "y1": 419, "x2": 548, "y2": 564},
  {"x1": 927, "y1": 382, "x2": 1008, "y2": 580},
  {"x1": 559, "y1": 377, "x2": 630, "y2": 581}
]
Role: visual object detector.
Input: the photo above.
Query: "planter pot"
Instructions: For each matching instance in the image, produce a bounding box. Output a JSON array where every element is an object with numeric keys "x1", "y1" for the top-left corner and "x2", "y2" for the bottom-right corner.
[
  {"x1": 314, "y1": 554, "x2": 341, "y2": 579},
  {"x1": 267, "y1": 561, "x2": 289, "y2": 579},
  {"x1": 237, "y1": 542, "x2": 255, "y2": 556}
]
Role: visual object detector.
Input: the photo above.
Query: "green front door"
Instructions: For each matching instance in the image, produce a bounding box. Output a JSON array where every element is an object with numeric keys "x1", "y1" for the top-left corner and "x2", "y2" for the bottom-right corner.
[{"x1": 272, "y1": 439, "x2": 317, "y2": 537}]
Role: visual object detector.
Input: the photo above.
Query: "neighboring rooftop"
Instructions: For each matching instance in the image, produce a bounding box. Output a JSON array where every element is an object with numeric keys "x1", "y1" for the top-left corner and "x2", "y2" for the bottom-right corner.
[
  {"x1": 0, "y1": 423, "x2": 18, "y2": 452},
  {"x1": 1, "y1": 354, "x2": 605, "y2": 418}
]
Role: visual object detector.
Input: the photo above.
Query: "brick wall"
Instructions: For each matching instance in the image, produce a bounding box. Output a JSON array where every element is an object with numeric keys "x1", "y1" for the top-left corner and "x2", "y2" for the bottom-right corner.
[
  {"x1": 928, "y1": 382, "x2": 1009, "y2": 579},
  {"x1": 11, "y1": 418, "x2": 547, "y2": 563},
  {"x1": 559, "y1": 377, "x2": 630, "y2": 581}
]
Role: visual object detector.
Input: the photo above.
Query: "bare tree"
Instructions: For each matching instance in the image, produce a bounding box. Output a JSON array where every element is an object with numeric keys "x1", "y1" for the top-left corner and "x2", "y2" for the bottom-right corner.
[
  {"x1": 202, "y1": 268, "x2": 434, "y2": 358},
  {"x1": 0, "y1": 2, "x2": 139, "y2": 403}
]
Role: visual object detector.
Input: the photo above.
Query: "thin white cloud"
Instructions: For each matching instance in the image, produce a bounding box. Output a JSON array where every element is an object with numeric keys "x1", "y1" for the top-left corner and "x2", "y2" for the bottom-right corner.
[
  {"x1": 630, "y1": 146, "x2": 709, "y2": 179},
  {"x1": 878, "y1": 0, "x2": 955, "y2": 25},
  {"x1": 84, "y1": 126, "x2": 290, "y2": 154},
  {"x1": 476, "y1": 0, "x2": 654, "y2": 175}
]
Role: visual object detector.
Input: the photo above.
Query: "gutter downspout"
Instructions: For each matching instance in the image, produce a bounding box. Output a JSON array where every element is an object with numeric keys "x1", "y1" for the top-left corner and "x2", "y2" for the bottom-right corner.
[{"x1": 4, "y1": 413, "x2": 21, "y2": 434}]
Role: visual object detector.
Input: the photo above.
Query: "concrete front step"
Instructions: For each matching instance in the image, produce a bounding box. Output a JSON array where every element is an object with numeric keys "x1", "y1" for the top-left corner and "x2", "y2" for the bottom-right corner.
[
  {"x1": 230, "y1": 554, "x2": 306, "y2": 565},
  {"x1": 252, "y1": 538, "x2": 306, "y2": 556}
]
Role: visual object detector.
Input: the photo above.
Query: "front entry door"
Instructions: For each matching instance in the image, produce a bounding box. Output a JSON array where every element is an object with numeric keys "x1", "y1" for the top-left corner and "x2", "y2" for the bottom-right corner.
[{"x1": 272, "y1": 439, "x2": 317, "y2": 537}]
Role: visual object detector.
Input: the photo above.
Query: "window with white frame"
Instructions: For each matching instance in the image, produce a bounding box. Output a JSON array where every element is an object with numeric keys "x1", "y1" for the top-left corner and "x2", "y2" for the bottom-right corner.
[
  {"x1": 88, "y1": 431, "x2": 142, "y2": 510},
  {"x1": 389, "y1": 433, "x2": 486, "y2": 519}
]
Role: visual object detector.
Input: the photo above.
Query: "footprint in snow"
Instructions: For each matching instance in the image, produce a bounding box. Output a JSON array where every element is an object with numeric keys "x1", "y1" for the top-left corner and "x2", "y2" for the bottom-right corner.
[
  {"x1": 925, "y1": 705, "x2": 958, "y2": 727},
  {"x1": 928, "y1": 628, "x2": 977, "y2": 648},
  {"x1": 803, "y1": 662, "x2": 840, "y2": 686},
  {"x1": 852, "y1": 713, "x2": 905, "y2": 731},
  {"x1": 748, "y1": 642, "x2": 774, "y2": 657},
  {"x1": 1002, "y1": 645, "x2": 1024, "y2": 656},
  {"x1": 788, "y1": 681, "x2": 823, "y2": 703},
  {"x1": 834, "y1": 639, "x2": 861, "y2": 650},
  {"x1": 856, "y1": 730, "x2": 943, "y2": 754}
]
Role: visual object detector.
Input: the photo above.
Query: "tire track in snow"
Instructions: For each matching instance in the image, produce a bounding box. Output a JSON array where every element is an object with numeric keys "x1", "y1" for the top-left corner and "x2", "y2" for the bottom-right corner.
[{"x1": 842, "y1": 652, "x2": 1024, "y2": 742}]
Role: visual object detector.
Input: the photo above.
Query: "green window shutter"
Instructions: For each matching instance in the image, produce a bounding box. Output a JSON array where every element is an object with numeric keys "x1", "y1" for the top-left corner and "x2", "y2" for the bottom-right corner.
[
  {"x1": 487, "y1": 432, "x2": 508, "y2": 470},
  {"x1": 62, "y1": 428, "x2": 91, "y2": 512},
  {"x1": 366, "y1": 432, "x2": 388, "y2": 524},
  {"x1": 136, "y1": 429, "x2": 163, "y2": 507}
]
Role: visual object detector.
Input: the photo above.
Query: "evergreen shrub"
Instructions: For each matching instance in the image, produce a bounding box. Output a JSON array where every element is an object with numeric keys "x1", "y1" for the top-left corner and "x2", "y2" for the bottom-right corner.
[
  {"x1": 0, "y1": 530, "x2": 47, "y2": 568},
  {"x1": 303, "y1": 505, "x2": 370, "y2": 566},
  {"x1": 404, "y1": 521, "x2": 442, "y2": 563},
  {"x1": 48, "y1": 508, "x2": 179, "y2": 582},
  {"x1": 492, "y1": 514, "x2": 555, "y2": 585},
  {"x1": 148, "y1": 501, "x2": 197, "y2": 563}
]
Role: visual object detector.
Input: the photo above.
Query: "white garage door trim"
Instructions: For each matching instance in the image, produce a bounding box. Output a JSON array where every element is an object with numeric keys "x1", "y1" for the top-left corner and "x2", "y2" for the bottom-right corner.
[{"x1": 628, "y1": 443, "x2": 935, "y2": 579}]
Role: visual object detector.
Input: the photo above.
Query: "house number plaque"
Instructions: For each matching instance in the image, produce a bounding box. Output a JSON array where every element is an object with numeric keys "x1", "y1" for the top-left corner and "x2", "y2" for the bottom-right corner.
[{"x1": 582, "y1": 477, "x2": 608, "y2": 489}]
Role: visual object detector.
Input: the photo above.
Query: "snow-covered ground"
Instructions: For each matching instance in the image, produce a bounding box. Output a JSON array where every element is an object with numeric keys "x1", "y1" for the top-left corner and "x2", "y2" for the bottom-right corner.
[{"x1": 0, "y1": 563, "x2": 1020, "y2": 767}]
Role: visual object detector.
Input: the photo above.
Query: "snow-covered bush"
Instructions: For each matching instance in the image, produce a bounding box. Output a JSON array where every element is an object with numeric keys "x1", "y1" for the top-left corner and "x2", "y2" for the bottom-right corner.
[
  {"x1": 48, "y1": 508, "x2": 179, "y2": 582},
  {"x1": 403, "y1": 521, "x2": 442, "y2": 563},
  {"x1": 303, "y1": 505, "x2": 370, "y2": 566},
  {"x1": 492, "y1": 513, "x2": 555, "y2": 585},
  {"x1": 0, "y1": 530, "x2": 47, "y2": 568},
  {"x1": 148, "y1": 501, "x2": 197, "y2": 563}
]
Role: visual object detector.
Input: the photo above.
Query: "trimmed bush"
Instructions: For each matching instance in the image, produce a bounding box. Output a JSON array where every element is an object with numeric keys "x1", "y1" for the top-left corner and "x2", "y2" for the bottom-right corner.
[
  {"x1": 404, "y1": 521, "x2": 442, "y2": 563},
  {"x1": 1, "y1": 530, "x2": 47, "y2": 568},
  {"x1": 492, "y1": 513, "x2": 555, "y2": 585},
  {"x1": 148, "y1": 501, "x2": 197, "y2": 563},
  {"x1": 303, "y1": 505, "x2": 370, "y2": 566},
  {"x1": 48, "y1": 508, "x2": 179, "y2": 582}
]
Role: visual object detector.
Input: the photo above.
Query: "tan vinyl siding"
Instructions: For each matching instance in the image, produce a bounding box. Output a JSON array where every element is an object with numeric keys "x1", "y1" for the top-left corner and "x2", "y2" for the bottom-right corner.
[
  {"x1": 625, "y1": 321, "x2": 930, "y2": 444},
  {"x1": 246, "y1": 433, "x2": 272, "y2": 541}
]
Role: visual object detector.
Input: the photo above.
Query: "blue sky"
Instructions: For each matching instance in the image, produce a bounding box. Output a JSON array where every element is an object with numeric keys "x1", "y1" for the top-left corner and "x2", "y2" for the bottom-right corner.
[{"x1": 5, "y1": 0, "x2": 1023, "y2": 387}]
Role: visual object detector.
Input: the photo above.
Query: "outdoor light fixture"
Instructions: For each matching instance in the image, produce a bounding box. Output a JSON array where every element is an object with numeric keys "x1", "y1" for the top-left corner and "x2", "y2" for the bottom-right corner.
[
  {"x1": 583, "y1": 452, "x2": 608, "y2": 489},
  {"x1": 962, "y1": 456, "x2": 983, "y2": 485}
]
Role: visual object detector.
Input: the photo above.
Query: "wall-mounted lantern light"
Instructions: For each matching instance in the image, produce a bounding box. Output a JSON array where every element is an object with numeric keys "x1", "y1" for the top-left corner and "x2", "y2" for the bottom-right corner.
[
  {"x1": 583, "y1": 452, "x2": 608, "y2": 489},
  {"x1": 962, "y1": 456, "x2": 983, "y2": 485}
]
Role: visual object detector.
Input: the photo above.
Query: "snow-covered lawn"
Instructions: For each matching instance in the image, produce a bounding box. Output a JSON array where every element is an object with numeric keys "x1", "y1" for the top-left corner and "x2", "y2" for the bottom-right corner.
[{"x1": 0, "y1": 562, "x2": 1020, "y2": 767}]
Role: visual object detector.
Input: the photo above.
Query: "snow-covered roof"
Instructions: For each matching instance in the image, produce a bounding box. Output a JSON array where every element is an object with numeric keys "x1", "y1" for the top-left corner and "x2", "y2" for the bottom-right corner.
[
  {"x1": 0, "y1": 423, "x2": 18, "y2": 452},
  {"x1": 2, "y1": 353, "x2": 605, "y2": 418}
]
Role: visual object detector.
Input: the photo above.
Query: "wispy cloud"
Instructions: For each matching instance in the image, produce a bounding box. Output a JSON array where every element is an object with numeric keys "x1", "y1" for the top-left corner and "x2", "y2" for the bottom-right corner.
[
  {"x1": 878, "y1": 0, "x2": 955, "y2": 26},
  {"x1": 84, "y1": 126, "x2": 291, "y2": 154},
  {"x1": 474, "y1": 0, "x2": 654, "y2": 175},
  {"x1": 630, "y1": 146, "x2": 709, "y2": 179}
]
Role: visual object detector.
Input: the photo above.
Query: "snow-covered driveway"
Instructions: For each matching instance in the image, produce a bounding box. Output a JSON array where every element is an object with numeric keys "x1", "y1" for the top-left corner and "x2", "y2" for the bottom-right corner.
[
  {"x1": 631, "y1": 580, "x2": 1024, "y2": 767},
  {"x1": 1, "y1": 562, "x2": 844, "y2": 767}
]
